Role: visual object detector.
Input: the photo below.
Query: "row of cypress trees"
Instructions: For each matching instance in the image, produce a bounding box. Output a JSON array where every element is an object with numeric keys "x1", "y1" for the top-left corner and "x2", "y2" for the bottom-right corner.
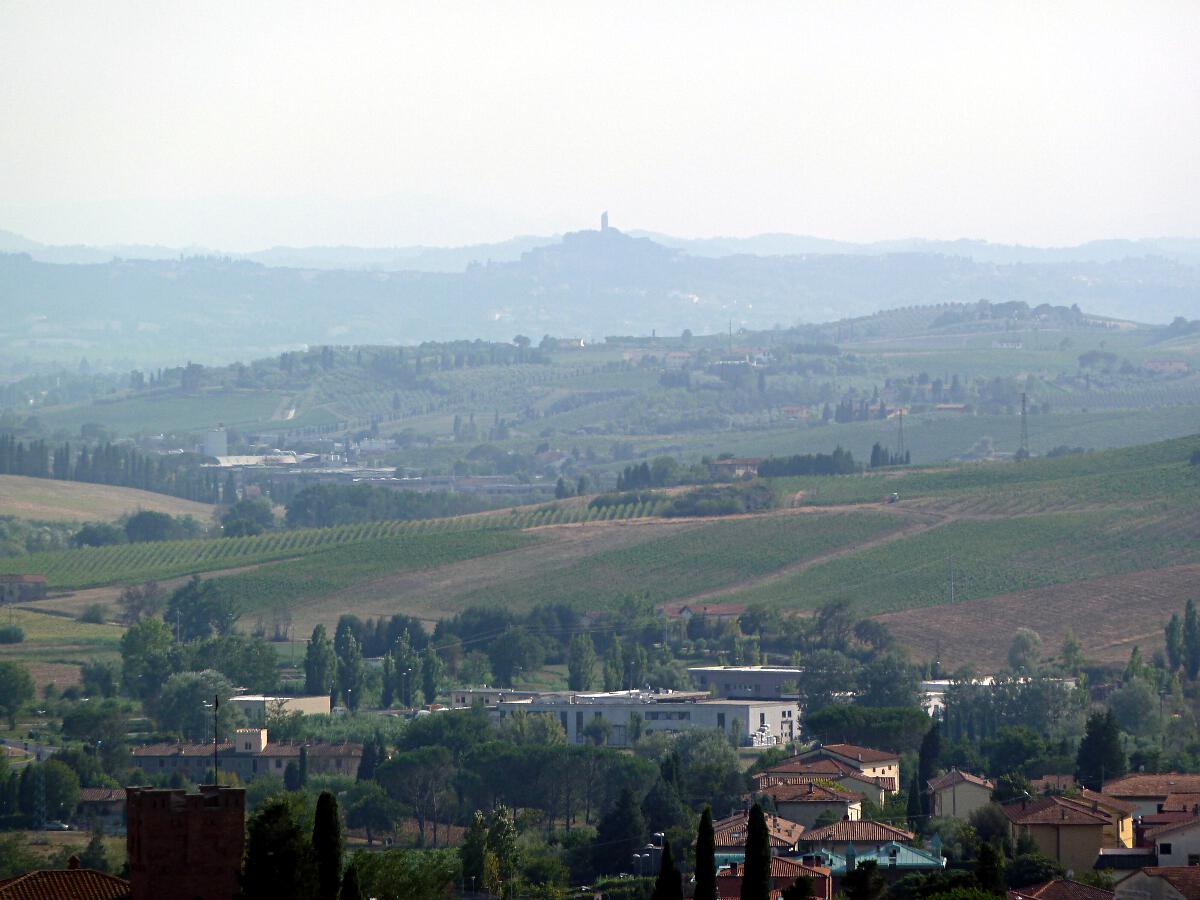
[{"x1": 652, "y1": 802, "x2": 812, "y2": 900}]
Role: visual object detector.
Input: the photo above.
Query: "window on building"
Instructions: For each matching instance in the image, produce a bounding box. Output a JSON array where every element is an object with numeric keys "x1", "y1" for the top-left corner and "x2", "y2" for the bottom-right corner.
[
  {"x1": 760, "y1": 713, "x2": 766, "y2": 725},
  {"x1": 1161, "y1": 843, "x2": 1173, "y2": 855},
  {"x1": 1188, "y1": 855, "x2": 1200, "y2": 866},
  {"x1": 717, "y1": 714, "x2": 726, "y2": 729},
  {"x1": 275, "y1": 759, "x2": 282, "y2": 769}
]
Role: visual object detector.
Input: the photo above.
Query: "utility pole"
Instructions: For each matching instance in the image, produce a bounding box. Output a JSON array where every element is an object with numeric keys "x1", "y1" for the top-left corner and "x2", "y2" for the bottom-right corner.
[
  {"x1": 898, "y1": 409, "x2": 906, "y2": 459},
  {"x1": 212, "y1": 694, "x2": 220, "y2": 784}
]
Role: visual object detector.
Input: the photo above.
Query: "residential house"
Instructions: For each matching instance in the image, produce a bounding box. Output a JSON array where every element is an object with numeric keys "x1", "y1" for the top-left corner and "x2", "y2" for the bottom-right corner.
[
  {"x1": 753, "y1": 766, "x2": 894, "y2": 808},
  {"x1": 791, "y1": 743, "x2": 901, "y2": 792},
  {"x1": 1067, "y1": 790, "x2": 1135, "y2": 848},
  {"x1": 928, "y1": 769, "x2": 995, "y2": 820},
  {"x1": 1105, "y1": 775, "x2": 1200, "y2": 818},
  {"x1": 713, "y1": 809, "x2": 805, "y2": 864},
  {"x1": 0, "y1": 858, "x2": 130, "y2": 899},
  {"x1": 130, "y1": 728, "x2": 362, "y2": 782},
  {"x1": 717, "y1": 857, "x2": 832, "y2": 900},
  {"x1": 1008, "y1": 878, "x2": 1114, "y2": 900},
  {"x1": 1116, "y1": 867, "x2": 1200, "y2": 900},
  {"x1": 1146, "y1": 819, "x2": 1200, "y2": 868},
  {"x1": 74, "y1": 787, "x2": 126, "y2": 831},
  {"x1": 1003, "y1": 796, "x2": 1107, "y2": 875},
  {"x1": 755, "y1": 782, "x2": 862, "y2": 828},
  {"x1": 710, "y1": 458, "x2": 765, "y2": 479},
  {"x1": 795, "y1": 819, "x2": 915, "y2": 854}
]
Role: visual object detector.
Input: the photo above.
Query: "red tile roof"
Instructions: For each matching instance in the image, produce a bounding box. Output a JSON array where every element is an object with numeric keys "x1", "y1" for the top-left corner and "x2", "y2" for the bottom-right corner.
[
  {"x1": 1162, "y1": 793, "x2": 1200, "y2": 813},
  {"x1": 1006, "y1": 878, "x2": 1113, "y2": 900},
  {"x1": 1077, "y1": 788, "x2": 1135, "y2": 816},
  {"x1": 1001, "y1": 797, "x2": 1107, "y2": 827},
  {"x1": 797, "y1": 820, "x2": 914, "y2": 844},
  {"x1": 767, "y1": 757, "x2": 859, "y2": 777},
  {"x1": 760, "y1": 782, "x2": 861, "y2": 803},
  {"x1": 809, "y1": 743, "x2": 899, "y2": 764},
  {"x1": 1140, "y1": 868, "x2": 1200, "y2": 900},
  {"x1": 928, "y1": 769, "x2": 995, "y2": 792},
  {"x1": 719, "y1": 858, "x2": 832, "y2": 879},
  {"x1": 0, "y1": 869, "x2": 130, "y2": 900},
  {"x1": 1104, "y1": 774, "x2": 1200, "y2": 798},
  {"x1": 713, "y1": 811, "x2": 805, "y2": 848},
  {"x1": 77, "y1": 788, "x2": 126, "y2": 803}
]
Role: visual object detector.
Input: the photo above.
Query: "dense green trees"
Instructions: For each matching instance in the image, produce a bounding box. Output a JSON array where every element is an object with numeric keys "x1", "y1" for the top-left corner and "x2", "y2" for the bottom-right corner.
[
  {"x1": 568, "y1": 633, "x2": 598, "y2": 691},
  {"x1": 304, "y1": 624, "x2": 336, "y2": 697},
  {"x1": 243, "y1": 796, "x2": 317, "y2": 900},
  {"x1": 0, "y1": 661, "x2": 33, "y2": 728}
]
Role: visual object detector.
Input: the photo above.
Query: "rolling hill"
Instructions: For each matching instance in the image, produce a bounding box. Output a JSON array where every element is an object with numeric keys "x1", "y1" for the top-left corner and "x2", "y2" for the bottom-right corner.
[
  {"x1": 9, "y1": 434, "x2": 1199, "y2": 675},
  {"x1": 0, "y1": 474, "x2": 216, "y2": 523}
]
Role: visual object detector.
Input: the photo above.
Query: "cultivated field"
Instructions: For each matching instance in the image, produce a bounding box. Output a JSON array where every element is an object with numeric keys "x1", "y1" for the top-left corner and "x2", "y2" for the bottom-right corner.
[{"x1": 0, "y1": 474, "x2": 216, "y2": 523}]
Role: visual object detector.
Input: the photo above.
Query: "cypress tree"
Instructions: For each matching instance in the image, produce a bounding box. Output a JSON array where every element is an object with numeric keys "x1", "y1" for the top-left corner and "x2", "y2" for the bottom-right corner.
[
  {"x1": 906, "y1": 773, "x2": 922, "y2": 829},
  {"x1": 917, "y1": 723, "x2": 941, "y2": 817},
  {"x1": 313, "y1": 791, "x2": 342, "y2": 900},
  {"x1": 742, "y1": 803, "x2": 772, "y2": 900},
  {"x1": 694, "y1": 806, "x2": 717, "y2": 900},
  {"x1": 356, "y1": 740, "x2": 376, "y2": 782},
  {"x1": 1076, "y1": 708, "x2": 1126, "y2": 790},
  {"x1": 299, "y1": 745, "x2": 309, "y2": 787},
  {"x1": 651, "y1": 839, "x2": 684, "y2": 900},
  {"x1": 1166, "y1": 613, "x2": 1184, "y2": 671}
]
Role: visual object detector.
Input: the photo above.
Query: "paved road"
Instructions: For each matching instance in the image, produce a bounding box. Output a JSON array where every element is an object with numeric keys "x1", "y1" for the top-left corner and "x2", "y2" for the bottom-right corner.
[{"x1": 0, "y1": 737, "x2": 59, "y2": 763}]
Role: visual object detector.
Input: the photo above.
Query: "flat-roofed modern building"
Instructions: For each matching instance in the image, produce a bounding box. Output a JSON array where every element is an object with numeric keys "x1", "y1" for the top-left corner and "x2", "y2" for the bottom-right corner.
[
  {"x1": 688, "y1": 665, "x2": 803, "y2": 700},
  {"x1": 495, "y1": 689, "x2": 797, "y2": 747}
]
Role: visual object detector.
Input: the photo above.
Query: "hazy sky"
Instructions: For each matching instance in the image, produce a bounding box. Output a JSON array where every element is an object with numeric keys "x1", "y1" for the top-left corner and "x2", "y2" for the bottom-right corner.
[{"x1": 2, "y1": 1, "x2": 1198, "y2": 250}]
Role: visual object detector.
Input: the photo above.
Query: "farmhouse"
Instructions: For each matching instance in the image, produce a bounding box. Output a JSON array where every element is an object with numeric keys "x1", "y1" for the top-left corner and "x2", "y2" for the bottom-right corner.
[{"x1": 130, "y1": 728, "x2": 361, "y2": 782}]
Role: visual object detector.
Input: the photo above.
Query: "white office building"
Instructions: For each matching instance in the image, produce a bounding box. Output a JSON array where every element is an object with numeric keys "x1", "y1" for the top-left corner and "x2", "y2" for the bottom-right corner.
[{"x1": 495, "y1": 689, "x2": 797, "y2": 747}]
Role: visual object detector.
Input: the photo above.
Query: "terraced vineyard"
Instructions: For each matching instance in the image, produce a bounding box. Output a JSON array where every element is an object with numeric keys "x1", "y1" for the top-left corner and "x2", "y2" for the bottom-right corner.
[{"x1": 0, "y1": 496, "x2": 669, "y2": 589}]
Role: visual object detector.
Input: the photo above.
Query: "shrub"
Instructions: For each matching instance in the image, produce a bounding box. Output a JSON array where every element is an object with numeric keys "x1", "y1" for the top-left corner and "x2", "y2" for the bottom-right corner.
[
  {"x1": 78, "y1": 604, "x2": 108, "y2": 624},
  {"x1": 0, "y1": 625, "x2": 25, "y2": 644}
]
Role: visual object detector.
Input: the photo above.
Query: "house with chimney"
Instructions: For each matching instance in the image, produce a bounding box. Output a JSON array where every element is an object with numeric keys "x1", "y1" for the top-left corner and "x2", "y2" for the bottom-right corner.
[
  {"x1": 795, "y1": 819, "x2": 916, "y2": 854},
  {"x1": 788, "y1": 743, "x2": 901, "y2": 793},
  {"x1": 754, "y1": 781, "x2": 862, "y2": 828},
  {"x1": 713, "y1": 809, "x2": 806, "y2": 863}
]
